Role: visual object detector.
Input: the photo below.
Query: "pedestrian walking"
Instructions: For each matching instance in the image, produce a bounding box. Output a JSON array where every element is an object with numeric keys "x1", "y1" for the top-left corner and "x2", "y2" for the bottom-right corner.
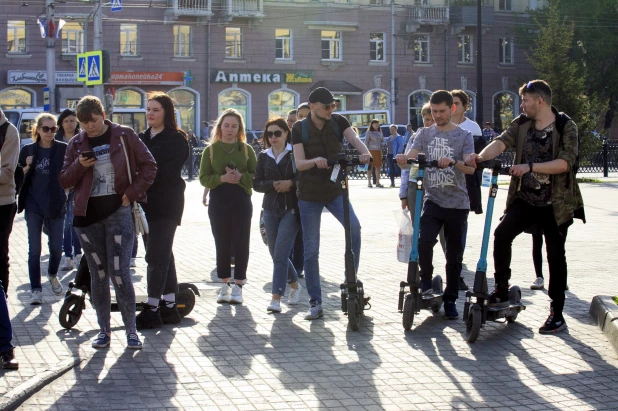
[
  {"x1": 19, "y1": 113, "x2": 67, "y2": 304},
  {"x1": 55, "y1": 109, "x2": 82, "y2": 271},
  {"x1": 0, "y1": 280, "x2": 17, "y2": 369},
  {"x1": 59, "y1": 96, "x2": 156, "y2": 349},
  {"x1": 365, "y1": 119, "x2": 384, "y2": 188},
  {"x1": 386, "y1": 125, "x2": 404, "y2": 187},
  {"x1": 199, "y1": 109, "x2": 256, "y2": 305},
  {"x1": 253, "y1": 117, "x2": 303, "y2": 313},
  {"x1": 135, "y1": 92, "x2": 190, "y2": 330}
]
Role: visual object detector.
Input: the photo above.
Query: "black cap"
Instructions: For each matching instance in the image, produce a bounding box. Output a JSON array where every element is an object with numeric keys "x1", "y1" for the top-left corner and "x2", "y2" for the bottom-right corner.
[{"x1": 309, "y1": 87, "x2": 334, "y2": 105}]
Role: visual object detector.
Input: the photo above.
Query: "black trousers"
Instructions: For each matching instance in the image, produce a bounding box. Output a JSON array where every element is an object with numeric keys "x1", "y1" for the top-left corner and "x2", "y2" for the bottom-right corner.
[
  {"x1": 494, "y1": 198, "x2": 571, "y2": 314},
  {"x1": 0, "y1": 203, "x2": 17, "y2": 293},
  {"x1": 208, "y1": 184, "x2": 253, "y2": 281},
  {"x1": 418, "y1": 201, "x2": 469, "y2": 303},
  {"x1": 143, "y1": 218, "x2": 179, "y2": 299}
]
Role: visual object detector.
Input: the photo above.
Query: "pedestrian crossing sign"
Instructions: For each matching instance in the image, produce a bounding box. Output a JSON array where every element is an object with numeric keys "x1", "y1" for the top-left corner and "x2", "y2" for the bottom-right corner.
[
  {"x1": 111, "y1": 0, "x2": 122, "y2": 12},
  {"x1": 86, "y1": 50, "x2": 103, "y2": 85},
  {"x1": 76, "y1": 53, "x2": 87, "y2": 82}
]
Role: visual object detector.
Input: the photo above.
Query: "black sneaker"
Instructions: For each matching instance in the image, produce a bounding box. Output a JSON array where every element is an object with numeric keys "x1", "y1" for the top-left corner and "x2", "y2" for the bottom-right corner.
[
  {"x1": 539, "y1": 314, "x2": 567, "y2": 334},
  {"x1": 421, "y1": 279, "x2": 433, "y2": 295},
  {"x1": 160, "y1": 302, "x2": 182, "y2": 325},
  {"x1": 444, "y1": 302, "x2": 459, "y2": 319},
  {"x1": 1, "y1": 348, "x2": 18, "y2": 370},
  {"x1": 459, "y1": 277, "x2": 469, "y2": 291},
  {"x1": 135, "y1": 305, "x2": 163, "y2": 330},
  {"x1": 488, "y1": 289, "x2": 509, "y2": 305}
]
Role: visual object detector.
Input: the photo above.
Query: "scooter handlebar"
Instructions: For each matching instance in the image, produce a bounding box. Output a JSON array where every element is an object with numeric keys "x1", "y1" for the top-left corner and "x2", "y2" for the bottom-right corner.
[{"x1": 327, "y1": 155, "x2": 373, "y2": 167}]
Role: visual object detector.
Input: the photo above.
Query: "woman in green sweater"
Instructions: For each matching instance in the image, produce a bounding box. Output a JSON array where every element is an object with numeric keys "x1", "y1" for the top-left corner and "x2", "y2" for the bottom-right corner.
[{"x1": 199, "y1": 109, "x2": 257, "y2": 304}]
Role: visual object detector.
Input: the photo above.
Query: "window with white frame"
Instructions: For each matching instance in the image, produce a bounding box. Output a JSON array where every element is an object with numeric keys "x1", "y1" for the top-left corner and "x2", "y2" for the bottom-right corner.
[
  {"x1": 268, "y1": 90, "x2": 298, "y2": 119},
  {"x1": 120, "y1": 24, "x2": 138, "y2": 56},
  {"x1": 370, "y1": 32, "x2": 385, "y2": 62},
  {"x1": 7, "y1": 21, "x2": 26, "y2": 53},
  {"x1": 173, "y1": 25, "x2": 192, "y2": 57},
  {"x1": 61, "y1": 22, "x2": 84, "y2": 54},
  {"x1": 457, "y1": 35, "x2": 472, "y2": 64},
  {"x1": 370, "y1": 0, "x2": 384, "y2": 5},
  {"x1": 413, "y1": 35, "x2": 430, "y2": 63},
  {"x1": 499, "y1": 0, "x2": 512, "y2": 11},
  {"x1": 321, "y1": 31, "x2": 341, "y2": 60},
  {"x1": 499, "y1": 37, "x2": 514, "y2": 64},
  {"x1": 275, "y1": 29, "x2": 292, "y2": 60},
  {"x1": 226, "y1": 27, "x2": 243, "y2": 59}
]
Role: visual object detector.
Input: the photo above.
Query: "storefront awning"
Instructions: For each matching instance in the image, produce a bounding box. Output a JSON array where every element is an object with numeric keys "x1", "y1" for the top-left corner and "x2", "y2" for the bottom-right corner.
[{"x1": 311, "y1": 80, "x2": 362, "y2": 95}]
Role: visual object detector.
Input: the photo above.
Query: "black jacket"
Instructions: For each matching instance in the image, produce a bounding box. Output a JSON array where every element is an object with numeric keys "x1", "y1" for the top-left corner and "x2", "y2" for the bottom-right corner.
[
  {"x1": 253, "y1": 148, "x2": 298, "y2": 213},
  {"x1": 138, "y1": 127, "x2": 189, "y2": 225},
  {"x1": 18, "y1": 140, "x2": 67, "y2": 216}
]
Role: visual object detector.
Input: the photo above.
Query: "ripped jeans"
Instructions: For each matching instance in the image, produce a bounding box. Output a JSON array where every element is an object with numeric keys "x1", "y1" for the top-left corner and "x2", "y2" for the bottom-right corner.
[{"x1": 75, "y1": 206, "x2": 136, "y2": 334}]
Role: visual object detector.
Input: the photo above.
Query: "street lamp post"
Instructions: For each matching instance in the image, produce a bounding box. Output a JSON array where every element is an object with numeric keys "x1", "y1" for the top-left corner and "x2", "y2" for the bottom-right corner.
[
  {"x1": 45, "y1": 0, "x2": 57, "y2": 113},
  {"x1": 475, "y1": 0, "x2": 484, "y2": 126}
]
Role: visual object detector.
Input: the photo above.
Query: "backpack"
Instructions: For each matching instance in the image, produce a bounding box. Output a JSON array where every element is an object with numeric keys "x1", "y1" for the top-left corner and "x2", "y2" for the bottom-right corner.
[
  {"x1": 0, "y1": 122, "x2": 25, "y2": 197},
  {"x1": 293, "y1": 116, "x2": 342, "y2": 173}
]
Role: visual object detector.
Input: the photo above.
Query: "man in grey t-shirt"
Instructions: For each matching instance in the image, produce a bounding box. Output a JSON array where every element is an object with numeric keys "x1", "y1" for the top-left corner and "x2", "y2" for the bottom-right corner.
[{"x1": 396, "y1": 90, "x2": 475, "y2": 319}]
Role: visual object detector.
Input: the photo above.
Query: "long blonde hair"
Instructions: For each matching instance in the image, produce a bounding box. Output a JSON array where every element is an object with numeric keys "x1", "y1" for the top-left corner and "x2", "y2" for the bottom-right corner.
[
  {"x1": 32, "y1": 113, "x2": 58, "y2": 142},
  {"x1": 210, "y1": 109, "x2": 247, "y2": 143}
]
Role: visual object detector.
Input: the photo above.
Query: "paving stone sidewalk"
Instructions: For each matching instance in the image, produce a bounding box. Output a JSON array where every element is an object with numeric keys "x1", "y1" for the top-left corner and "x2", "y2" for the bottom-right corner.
[{"x1": 2, "y1": 179, "x2": 618, "y2": 410}]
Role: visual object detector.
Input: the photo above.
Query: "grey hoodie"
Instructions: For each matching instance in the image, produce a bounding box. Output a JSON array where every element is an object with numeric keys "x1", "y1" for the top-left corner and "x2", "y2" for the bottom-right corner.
[{"x1": 0, "y1": 110, "x2": 20, "y2": 205}]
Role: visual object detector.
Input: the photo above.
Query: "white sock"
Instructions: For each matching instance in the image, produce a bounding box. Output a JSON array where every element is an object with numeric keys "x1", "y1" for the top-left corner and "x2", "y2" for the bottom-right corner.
[
  {"x1": 162, "y1": 293, "x2": 175, "y2": 308},
  {"x1": 147, "y1": 297, "x2": 159, "y2": 310}
]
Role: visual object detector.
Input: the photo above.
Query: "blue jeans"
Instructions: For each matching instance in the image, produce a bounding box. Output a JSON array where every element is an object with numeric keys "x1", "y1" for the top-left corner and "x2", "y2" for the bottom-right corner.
[
  {"x1": 387, "y1": 154, "x2": 400, "y2": 185},
  {"x1": 263, "y1": 209, "x2": 299, "y2": 296},
  {"x1": 25, "y1": 209, "x2": 64, "y2": 291},
  {"x1": 0, "y1": 280, "x2": 12, "y2": 353},
  {"x1": 299, "y1": 194, "x2": 361, "y2": 305},
  {"x1": 63, "y1": 192, "x2": 82, "y2": 258}
]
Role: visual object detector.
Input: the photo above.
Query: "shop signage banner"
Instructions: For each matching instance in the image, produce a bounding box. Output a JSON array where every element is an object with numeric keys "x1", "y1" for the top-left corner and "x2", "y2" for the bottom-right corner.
[
  {"x1": 213, "y1": 70, "x2": 313, "y2": 84},
  {"x1": 7, "y1": 70, "x2": 80, "y2": 85},
  {"x1": 110, "y1": 72, "x2": 185, "y2": 85}
]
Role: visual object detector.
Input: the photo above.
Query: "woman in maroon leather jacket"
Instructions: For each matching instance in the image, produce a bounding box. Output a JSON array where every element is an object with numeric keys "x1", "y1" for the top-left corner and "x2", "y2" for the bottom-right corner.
[{"x1": 58, "y1": 96, "x2": 156, "y2": 350}]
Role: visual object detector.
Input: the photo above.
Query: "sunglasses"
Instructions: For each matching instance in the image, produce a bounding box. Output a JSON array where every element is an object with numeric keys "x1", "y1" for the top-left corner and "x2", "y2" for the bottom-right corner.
[
  {"x1": 40, "y1": 126, "x2": 59, "y2": 133},
  {"x1": 524, "y1": 81, "x2": 546, "y2": 101},
  {"x1": 320, "y1": 103, "x2": 336, "y2": 111},
  {"x1": 265, "y1": 130, "x2": 284, "y2": 138}
]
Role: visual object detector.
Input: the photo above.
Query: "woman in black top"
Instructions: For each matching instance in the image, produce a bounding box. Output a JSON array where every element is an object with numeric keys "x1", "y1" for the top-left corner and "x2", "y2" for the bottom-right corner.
[
  {"x1": 253, "y1": 118, "x2": 302, "y2": 313},
  {"x1": 136, "y1": 92, "x2": 190, "y2": 330}
]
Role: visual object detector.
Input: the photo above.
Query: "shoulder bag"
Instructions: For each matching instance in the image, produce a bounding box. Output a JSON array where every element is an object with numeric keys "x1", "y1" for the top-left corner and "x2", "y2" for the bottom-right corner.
[{"x1": 120, "y1": 133, "x2": 149, "y2": 235}]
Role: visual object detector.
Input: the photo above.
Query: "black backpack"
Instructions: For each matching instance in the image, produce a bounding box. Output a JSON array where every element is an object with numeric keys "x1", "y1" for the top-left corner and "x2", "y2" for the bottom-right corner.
[{"x1": 0, "y1": 122, "x2": 25, "y2": 197}]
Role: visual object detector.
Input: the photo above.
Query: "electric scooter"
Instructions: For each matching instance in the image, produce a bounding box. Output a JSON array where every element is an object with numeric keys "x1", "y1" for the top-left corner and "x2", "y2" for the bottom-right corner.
[
  {"x1": 329, "y1": 153, "x2": 372, "y2": 331},
  {"x1": 59, "y1": 257, "x2": 200, "y2": 330},
  {"x1": 398, "y1": 154, "x2": 444, "y2": 331},
  {"x1": 462, "y1": 161, "x2": 526, "y2": 343}
]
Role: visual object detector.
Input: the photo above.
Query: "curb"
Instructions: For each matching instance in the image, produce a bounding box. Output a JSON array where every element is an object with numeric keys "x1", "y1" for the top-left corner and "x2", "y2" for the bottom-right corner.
[
  {"x1": 0, "y1": 357, "x2": 83, "y2": 411},
  {"x1": 589, "y1": 295, "x2": 618, "y2": 355}
]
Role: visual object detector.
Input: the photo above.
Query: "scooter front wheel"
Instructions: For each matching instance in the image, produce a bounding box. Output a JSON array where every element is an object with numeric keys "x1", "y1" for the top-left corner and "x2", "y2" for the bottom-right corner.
[
  {"x1": 59, "y1": 294, "x2": 84, "y2": 329},
  {"x1": 466, "y1": 308, "x2": 481, "y2": 343},
  {"x1": 402, "y1": 294, "x2": 415, "y2": 330},
  {"x1": 176, "y1": 287, "x2": 196, "y2": 317},
  {"x1": 347, "y1": 295, "x2": 360, "y2": 331}
]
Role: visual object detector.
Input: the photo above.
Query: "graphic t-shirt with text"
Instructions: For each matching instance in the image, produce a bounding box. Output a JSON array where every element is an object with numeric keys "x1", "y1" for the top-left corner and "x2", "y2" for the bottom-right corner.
[
  {"x1": 28, "y1": 147, "x2": 52, "y2": 216},
  {"x1": 411, "y1": 125, "x2": 474, "y2": 210},
  {"x1": 518, "y1": 122, "x2": 554, "y2": 206}
]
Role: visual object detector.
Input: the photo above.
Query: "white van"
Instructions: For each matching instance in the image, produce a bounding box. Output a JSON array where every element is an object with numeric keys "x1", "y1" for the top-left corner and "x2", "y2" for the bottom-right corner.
[
  {"x1": 3, "y1": 108, "x2": 45, "y2": 148},
  {"x1": 336, "y1": 110, "x2": 391, "y2": 130},
  {"x1": 111, "y1": 108, "x2": 182, "y2": 134}
]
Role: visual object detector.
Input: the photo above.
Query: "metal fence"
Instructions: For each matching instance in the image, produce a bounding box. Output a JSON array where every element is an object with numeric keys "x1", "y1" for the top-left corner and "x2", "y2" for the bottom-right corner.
[{"x1": 182, "y1": 142, "x2": 618, "y2": 179}]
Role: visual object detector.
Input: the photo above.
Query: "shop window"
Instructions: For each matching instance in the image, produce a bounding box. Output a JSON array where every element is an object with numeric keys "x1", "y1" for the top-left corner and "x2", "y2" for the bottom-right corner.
[
  {"x1": 168, "y1": 88, "x2": 197, "y2": 134},
  {"x1": 408, "y1": 90, "x2": 431, "y2": 130},
  {"x1": 493, "y1": 91, "x2": 517, "y2": 133},
  {"x1": 268, "y1": 89, "x2": 298, "y2": 120},
  {"x1": 0, "y1": 88, "x2": 33, "y2": 109},
  {"x1": 363, "y1": 89, "x2": 389, "y2": 110},
  {"x1": 218, "y1": 88, "x2": 250, "y2": 129},
  {"x1": 113, "y1": 88, "x2": 144, "y2": 108}
]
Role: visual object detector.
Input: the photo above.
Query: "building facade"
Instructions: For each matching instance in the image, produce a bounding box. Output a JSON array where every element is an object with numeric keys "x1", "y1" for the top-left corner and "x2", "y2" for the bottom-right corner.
[{"x1": 1, "y1": 0, "x2": 545, "y2": 136}]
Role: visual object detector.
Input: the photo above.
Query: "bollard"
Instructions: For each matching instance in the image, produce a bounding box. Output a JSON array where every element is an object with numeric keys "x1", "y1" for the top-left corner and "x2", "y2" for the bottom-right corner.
[{"x1": 603, "y1": 138, "x2": 609, "y2": 178}]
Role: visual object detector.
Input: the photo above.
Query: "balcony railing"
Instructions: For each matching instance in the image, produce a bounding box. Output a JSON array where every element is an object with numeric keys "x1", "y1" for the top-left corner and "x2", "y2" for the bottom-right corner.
[
  {"x1": 225, "y1": 0, "x2": 265, "y2": 19},
  {"x1": 166, "y1": 0, "x2": 213, "y2": 18},
  {"x1": 408, "y1": 5, "x2": 450, "y2": 25}
]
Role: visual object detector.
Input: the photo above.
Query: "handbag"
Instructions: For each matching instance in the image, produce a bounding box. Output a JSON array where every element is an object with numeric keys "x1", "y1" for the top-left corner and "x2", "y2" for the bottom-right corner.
[{"x1": 119, "y1": 134, "x2": 149, "y2": 235}]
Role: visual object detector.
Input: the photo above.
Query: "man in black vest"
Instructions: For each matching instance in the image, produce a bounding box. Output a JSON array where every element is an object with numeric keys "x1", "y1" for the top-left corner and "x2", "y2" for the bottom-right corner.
[{"x1": 292, "y1": 87, "x2": 371, "y2": 320}]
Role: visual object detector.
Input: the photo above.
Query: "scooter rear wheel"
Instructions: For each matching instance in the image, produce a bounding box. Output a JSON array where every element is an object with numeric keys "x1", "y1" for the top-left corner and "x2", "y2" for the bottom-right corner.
[
  {"x1": 506, "y1": 287, "x2": 521, "y2": 323},
  {"x1": 176, "y1": 287, "x2": 196, "y2": 317},
  {"x1": 402, "y1": 294, "x2": 415, "y2": 330},
  {"x1": 59, "y1": 294, "x2": 84, "y2": 329},
  {"x1": 466, "y1": 309, "x2": 481, "y2": 343},
  {"x1": 347, "y1": 295, "x2": 360, "y2": 331}
]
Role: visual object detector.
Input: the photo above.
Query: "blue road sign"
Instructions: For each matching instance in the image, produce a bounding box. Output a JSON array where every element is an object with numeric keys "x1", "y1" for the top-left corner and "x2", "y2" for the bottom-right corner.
[
  {"x1": 86, "y1": 51, "x2": 102, "y2": 85},
  {"x1": 43, "y1": 87, "x2": 50, "y2": 111},
  {"x1": 111, "y1": 0, "x2": 122, "y2": 12},
  {"x1": 77, "y1": 54, "x2": 87, "y2": 82}
]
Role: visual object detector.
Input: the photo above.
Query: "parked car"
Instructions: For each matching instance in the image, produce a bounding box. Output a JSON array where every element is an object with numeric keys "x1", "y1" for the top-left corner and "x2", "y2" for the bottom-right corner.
[{"x1": 3, "y1": 107, "x2": 45, "y2": 148}]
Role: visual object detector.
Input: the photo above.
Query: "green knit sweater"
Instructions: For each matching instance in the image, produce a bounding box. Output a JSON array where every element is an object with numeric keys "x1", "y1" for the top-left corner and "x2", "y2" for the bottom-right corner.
[{"x1": 199, "y1": 141, "x2": 257, "y2": 195}]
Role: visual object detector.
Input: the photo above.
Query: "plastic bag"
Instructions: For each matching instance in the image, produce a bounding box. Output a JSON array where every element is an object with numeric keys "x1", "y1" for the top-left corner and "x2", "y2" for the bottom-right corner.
[{"x1": 393, "y1": 209, "x2": 412, "y2": 263}]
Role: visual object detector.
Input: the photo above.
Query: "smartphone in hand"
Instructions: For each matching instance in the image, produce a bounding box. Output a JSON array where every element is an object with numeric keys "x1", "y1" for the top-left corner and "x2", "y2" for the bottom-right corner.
[{"x1": 81, "y1": 151, "x2": 96, "y2": 160}]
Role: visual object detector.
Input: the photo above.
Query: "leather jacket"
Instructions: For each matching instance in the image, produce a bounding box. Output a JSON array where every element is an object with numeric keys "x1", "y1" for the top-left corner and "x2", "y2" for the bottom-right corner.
[{"x1": 58, "y1": 120, "x2": 157, "y2": 217}]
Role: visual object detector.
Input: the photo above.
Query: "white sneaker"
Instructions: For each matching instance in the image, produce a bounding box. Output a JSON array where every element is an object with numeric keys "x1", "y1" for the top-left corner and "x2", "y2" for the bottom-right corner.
[
  {"x1": 216, "y1": 283, "x2": 232, "y2": 303},
  {"x1": 60, "y1": 256, "x2": 74, "y2": 271},
  {"x1": 229, "y1": 284, "x2": 243, "y2": 304},
  {"x1": 304, "y1": 302, "x2": 324, "y2": 320},
  {"x1": 287, "y1": 284, "x2": 303, "y2": 305},
  {"x1": 130, "y1": 258, "x2": 137, "y2": 268},
  {"x1": 267, "y1": 299, "x2": 281, "y2": 312},
  {"x1": 30, "y1": 290, "x2": 42, "y2": 305},
  {"x1": 47, "y1": 274, "x2": 63, "y2": 295},
  {"x1": 74, "y1": 254, "x2": 83, "y2": 266},
  {"x1": 530, "y1": 277, "x2": 545, "y2": 290}
]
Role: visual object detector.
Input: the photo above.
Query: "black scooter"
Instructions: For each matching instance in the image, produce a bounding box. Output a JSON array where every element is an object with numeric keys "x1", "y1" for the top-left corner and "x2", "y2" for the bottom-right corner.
[
  {"x1": 462, "y1": 161, "x2": 526, "y2": 343},
  {"x1": 59, "y1": 257, "x2": 200, "y2": 330},
  {"x1": 398, "y1": 154, "x2": 444, "y2": 330},
  {"x1": 329, "y1": 153, "x2": 371, "y2": 331}
]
